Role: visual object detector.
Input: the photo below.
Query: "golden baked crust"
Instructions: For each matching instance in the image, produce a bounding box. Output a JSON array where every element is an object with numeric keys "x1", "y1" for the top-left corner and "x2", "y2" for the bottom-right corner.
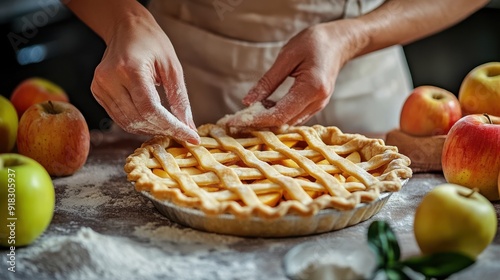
[{"x1": 124, "y1": 124, "x2": 412, "y2": 219}]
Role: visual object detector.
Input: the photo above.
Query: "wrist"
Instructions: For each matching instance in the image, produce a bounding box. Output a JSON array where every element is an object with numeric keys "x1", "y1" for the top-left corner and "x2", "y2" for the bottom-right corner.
[
  {"x1": 321, "y1": 18, "x2": 371, "y2": 64},
  {"x1": 103, "y1": 4, "x2": 155, "y2": 46},
  {"x1": 65, "y1": 0, "x2": 155, "y2": 46}
]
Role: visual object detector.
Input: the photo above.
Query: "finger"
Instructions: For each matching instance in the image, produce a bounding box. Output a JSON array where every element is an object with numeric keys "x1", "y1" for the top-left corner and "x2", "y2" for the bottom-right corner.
[
  {"x1": 123, "y1": 73, "x2": 200, "y2": 144},
  {"x1": 232, "y1": 81, "x2": 314, "y2": 127},
  {"x1": 94, "y1": 68, "x2": 200, "y2": 143},
  {"x1": 243, "y1": 49, "x2": 299, "y2": 106},
  {"x1": 91, "y1": 80, "x2": 135, "y2": 132},
  {"x1": 159, "y1": 64, "x2": 197, "y2": 130},
  {"x1": 92, "y1": 63, "x2": 163, "y2": 134},
  {"x1": 91, "y1": 81, "x2": 162, "y2": 135},
  {"x1": 226, "y1": 108, "x2": 276, "y2": 128},
  {"x1": 277, "y1": 75, "x2": 331, "y2": 126},
  {"x1": 230, "y1": 73, "x2": 331, "y2": 128},
  {"x1": 285, "y1": 103, "x2": 319, "y2": 126}
]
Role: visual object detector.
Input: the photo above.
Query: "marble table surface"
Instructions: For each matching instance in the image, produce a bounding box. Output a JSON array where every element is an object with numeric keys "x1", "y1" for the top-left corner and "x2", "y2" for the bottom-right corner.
[{"x1": 2, "y1": 130, "x2": 499, "y2": 280}]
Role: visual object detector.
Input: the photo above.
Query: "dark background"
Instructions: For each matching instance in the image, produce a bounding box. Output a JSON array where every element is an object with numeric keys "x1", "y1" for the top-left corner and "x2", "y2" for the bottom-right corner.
[{"x1": 1, "y1": 0, "x2": 499, "y2": 130}]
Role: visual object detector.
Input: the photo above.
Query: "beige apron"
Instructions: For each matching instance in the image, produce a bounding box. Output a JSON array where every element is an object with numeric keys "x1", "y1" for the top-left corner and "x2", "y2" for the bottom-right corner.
[{"x1": 148, "y1": 0, "x2": 413, "y2": 134}]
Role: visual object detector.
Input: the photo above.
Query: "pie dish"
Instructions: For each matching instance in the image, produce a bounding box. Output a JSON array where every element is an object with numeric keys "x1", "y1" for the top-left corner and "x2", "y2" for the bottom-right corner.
[
  {"x1": 139, "y1": 184, "x2": 406, "y2": 237},
  {"x1": 124, "y1": 124, "x2": 412, "y2": 228}
]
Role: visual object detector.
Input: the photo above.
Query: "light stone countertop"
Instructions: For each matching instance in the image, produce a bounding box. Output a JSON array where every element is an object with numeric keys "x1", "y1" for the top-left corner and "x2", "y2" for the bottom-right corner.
[{"x1": 1, "y1": 131, "x2": 499, "y2": 280}]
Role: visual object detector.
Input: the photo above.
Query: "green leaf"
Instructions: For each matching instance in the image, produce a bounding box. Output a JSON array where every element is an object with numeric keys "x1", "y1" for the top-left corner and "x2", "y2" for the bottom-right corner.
[
  {"x1": 367, "y1": 220, "x2": 401, "y2": 268},
  {"x1": 402, "y1": 252, "x2": 475, "y2": 279}
]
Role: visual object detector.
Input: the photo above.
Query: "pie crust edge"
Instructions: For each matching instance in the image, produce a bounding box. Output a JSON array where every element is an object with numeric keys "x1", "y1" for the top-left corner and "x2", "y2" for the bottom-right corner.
[{"x1": 124, "y1": 124, "x2": 413, "y2": 219}]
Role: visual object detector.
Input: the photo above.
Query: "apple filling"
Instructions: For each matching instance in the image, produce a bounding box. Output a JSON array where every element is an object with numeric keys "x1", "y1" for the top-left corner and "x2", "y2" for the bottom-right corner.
[{"x1": 125, "y1": 124, "x2": 413, "y2": 219}]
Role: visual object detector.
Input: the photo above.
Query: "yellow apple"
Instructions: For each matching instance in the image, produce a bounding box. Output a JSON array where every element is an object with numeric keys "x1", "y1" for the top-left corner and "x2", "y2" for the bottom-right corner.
[
  {"x1": 0, "y1": 95, "x2": 18, "y2": 153},
  {"x1": 10, "y1": 77, "x2": 69, "y2": 119},
  {"x1": 458, "y1": 62, "x2": 500, "y2": 116},
  {"x1": 414, "y1": 183, "x2": 497, "y2": 259},
  {"x1": 400, "y1": 86, "x2": 462, "y2": 136},
  {"x1": 17, "y1": 101, "x2": 90, "y2": 177}
]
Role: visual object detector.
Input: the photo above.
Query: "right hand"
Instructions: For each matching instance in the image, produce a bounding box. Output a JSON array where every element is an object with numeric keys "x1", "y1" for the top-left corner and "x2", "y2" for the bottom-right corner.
[{"x1": 90, "y1": 14, "x2": 200, "y2": 144}]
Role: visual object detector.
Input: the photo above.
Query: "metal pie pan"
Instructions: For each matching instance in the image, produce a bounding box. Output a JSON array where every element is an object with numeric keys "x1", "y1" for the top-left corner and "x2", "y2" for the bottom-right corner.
[{"x1": 141, "y1": 179, "x2": 407, "y2": 238}]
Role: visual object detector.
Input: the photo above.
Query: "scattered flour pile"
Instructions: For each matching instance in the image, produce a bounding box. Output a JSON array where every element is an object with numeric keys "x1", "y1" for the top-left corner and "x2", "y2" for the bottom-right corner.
[
  {"x1": 14, "y1": 226, "x2": 258, "y2": 280},
  {"x1": 53, "y1": 159, "x2": 143, "y2": 215}
]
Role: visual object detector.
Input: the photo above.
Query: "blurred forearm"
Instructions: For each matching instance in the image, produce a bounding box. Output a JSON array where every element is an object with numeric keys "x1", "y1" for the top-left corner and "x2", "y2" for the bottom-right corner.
[
  {"x1": 345, "y1": 0, "x2": 490, "y2": 58},
  {"x1": 63, "y1": 0, "x2": 153, "y2": 45}
]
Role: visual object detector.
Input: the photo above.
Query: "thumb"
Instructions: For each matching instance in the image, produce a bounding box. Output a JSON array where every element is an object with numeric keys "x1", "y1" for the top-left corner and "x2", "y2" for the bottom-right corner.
[{"x1": 243, "y1": 51, "x2": 298, "y2": 106}]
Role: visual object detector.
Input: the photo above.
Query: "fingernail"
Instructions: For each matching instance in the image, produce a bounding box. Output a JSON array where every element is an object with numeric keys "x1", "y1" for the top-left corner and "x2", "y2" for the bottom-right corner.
[
  {"x1": 242, "y1": 96, "x2": 254, "y2": 106},
  {"x1": 187, "y1": 136, "x2": 201, "y2": 145},
  {"x1": 185, "y1": 131, "x2": 201, "y2": 145},
  {"x1": 243, "y1": 87, "x2": 260, "y2": 106}
]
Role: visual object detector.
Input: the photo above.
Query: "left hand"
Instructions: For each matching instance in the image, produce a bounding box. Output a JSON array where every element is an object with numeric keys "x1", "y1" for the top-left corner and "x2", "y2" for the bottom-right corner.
[{"x1": 225, "y1": 20, "x2": 364, "y2": 128}]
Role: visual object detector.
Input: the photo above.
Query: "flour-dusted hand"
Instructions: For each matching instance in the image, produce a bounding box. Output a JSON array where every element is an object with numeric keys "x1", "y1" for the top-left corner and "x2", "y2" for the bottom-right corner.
[
  {"x1": 226, "y1": 21, "x2": 363, "y2": 128},
  {"x1": 65, "y1": 0, "x2": 488, "y2": 136},
  {"x1": 226, "y1": 0, "x2": 489, "y2": 129},
  {"x1": 66, "y1": 0, "x2": 200, "y2": 144},
  {"x1": 91, "y1": 17, "x2": 199, "y2": 144}
]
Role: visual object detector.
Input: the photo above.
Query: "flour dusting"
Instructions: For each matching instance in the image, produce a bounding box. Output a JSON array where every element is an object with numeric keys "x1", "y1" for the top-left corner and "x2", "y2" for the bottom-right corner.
[
  {"x1": 58, "y1": 185, "x2": 112, "y2": 214},
  {"x1": 53, "y1": 159, "x2": 144, "y2": 214},
  {"x1": 217, "y1": 101, "x2": 267, "y2": 127},
  {"x1": 55, "y1": 162, "x2": 123, "y2": 187},
  {"x1": 284, "y1": 239, "x2": 376, "y2": 280},
  {"x1": 134, "y1": 222, "x2": 242, "y2": 246},
  {"x1": 13, "y1": 227, "x2": 258, "y2": 280}
]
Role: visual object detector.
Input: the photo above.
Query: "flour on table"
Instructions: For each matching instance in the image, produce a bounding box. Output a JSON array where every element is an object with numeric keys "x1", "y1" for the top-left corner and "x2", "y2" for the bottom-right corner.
[
  {"x1": 58, "y1": 185, "x2": 112, "y2": 215},
  {"x1": 55, "y1": 162, "x2": 123, "y2": 187},
  {"x1": 134, "y1": 222, "x2": 242, "y2": 246},
  {"x1": 283, "y1": 239, "x2": 377, "y2": 280},
  {"x1": 54, "y1": 160, "x2": 142, "y2": 214},
  {"x1": 13, "y1": 227, "x2": 257, "y2": 280}
]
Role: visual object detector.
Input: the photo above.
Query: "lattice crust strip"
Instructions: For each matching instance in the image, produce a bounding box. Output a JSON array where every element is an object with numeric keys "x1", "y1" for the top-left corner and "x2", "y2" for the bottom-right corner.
[{"x1": 124, "y1": 124, "x2": 412, "y2": 219}]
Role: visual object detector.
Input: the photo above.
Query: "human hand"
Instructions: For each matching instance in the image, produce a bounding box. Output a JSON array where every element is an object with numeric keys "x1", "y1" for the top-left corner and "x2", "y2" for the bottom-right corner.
[
  {"x1": 225, "y1": 20, "x2": 364, "y2": 129},
  {"x1": 90, "y1": 15, "x2": 200, "y2": 144}
]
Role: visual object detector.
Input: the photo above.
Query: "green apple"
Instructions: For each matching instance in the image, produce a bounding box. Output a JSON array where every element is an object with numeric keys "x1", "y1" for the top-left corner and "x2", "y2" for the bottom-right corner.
[
  {"x1": 414, "y1": 183, "x2": 497, "y2": 259},
  {"x1": 0, "y1": 95, "x2": 18, "y2": 153},
  {"x1": 0, "y1": 153, "x2": 55, "y2": 247}
]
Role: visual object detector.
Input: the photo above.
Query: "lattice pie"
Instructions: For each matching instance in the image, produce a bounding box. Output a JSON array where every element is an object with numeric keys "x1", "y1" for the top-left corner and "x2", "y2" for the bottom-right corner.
[{"x1": 124, "y1": 124, "x2": 412, "y2": 219}]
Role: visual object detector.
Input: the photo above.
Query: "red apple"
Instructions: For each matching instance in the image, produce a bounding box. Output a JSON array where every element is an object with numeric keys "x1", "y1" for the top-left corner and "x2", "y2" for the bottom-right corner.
[
  {"x1": 10, "y1": 77, "x2": 69, "y2": 118},
  {"x1": 441, "y1": 114, "x2": 500, "y2": 201},
  {"x1": 17, "y1": 101, "x2": 90, "y2": 177},
  {"x1": 400, "y1": 86, "x2": 462, "y2": 136},
  {"x1": 459, "y1": 62, "x2": 500, "y2": 116}
]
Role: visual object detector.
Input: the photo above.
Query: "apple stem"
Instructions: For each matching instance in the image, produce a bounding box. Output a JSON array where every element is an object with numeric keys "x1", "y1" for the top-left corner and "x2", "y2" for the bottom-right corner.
[
  {"x1": 0, "y1": 158, "x2": 23, "y2": 168},
  {"x1": 44, "y1": 100, "x2": 59, "y2": 114},
  {"x1": 464, "y1": 188, "x2": 479, "y2": 198},
  {"x1": 484, "y1": 113, "x2": 492, "y2": 124},
  {"x1": 48, "y1": 101, "x2": 56, "y2": 113},
  {"x1": 432, "y1": 93, "x2": 443, "y2": 100}
]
